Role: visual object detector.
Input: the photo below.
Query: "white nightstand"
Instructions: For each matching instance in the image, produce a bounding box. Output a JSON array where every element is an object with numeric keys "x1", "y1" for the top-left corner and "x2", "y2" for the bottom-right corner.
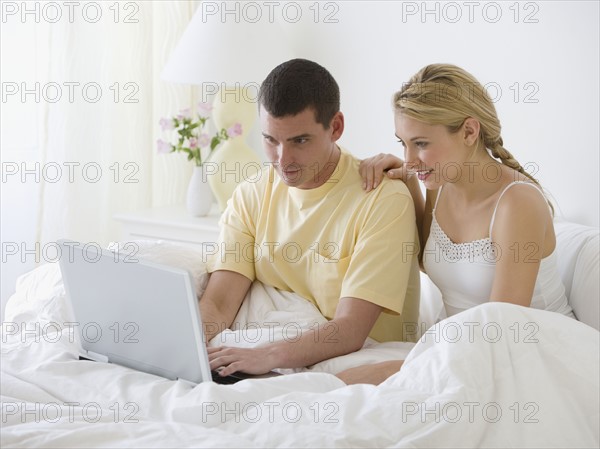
[{"x1": 114, "y1": 204, "x2": 222, "y2": 248}]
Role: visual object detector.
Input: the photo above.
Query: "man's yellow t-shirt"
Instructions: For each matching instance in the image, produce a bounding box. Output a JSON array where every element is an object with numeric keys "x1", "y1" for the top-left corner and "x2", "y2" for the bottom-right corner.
[{"x1": 207, "y1": 149, "x2": 421, "y2": 342}]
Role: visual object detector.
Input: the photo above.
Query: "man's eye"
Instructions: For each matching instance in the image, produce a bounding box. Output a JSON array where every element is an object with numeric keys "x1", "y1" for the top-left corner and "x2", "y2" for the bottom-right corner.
[{"x1": 295, "y1": 138, "x2": 308, "y2": 144}]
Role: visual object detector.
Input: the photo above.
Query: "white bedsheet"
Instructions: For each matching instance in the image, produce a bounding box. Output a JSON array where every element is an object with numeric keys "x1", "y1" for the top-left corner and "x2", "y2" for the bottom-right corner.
[{"x1": 1, "y1": 261, "x2": 599, "y2": 448}]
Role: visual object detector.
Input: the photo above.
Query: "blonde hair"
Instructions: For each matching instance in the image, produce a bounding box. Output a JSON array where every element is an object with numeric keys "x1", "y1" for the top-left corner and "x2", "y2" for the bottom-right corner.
[{"x1": 394, "y1": 64, "x2": 552, "y2": 213}]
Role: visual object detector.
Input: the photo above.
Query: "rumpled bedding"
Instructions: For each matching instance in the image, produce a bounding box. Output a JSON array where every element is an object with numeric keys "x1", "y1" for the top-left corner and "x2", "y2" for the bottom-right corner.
[{"x1": 1, "y1": 242, "x2": 598, "y2": 448}]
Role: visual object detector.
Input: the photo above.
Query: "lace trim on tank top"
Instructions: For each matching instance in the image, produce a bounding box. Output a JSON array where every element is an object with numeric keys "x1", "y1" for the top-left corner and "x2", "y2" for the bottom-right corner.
[
  {"x1": 429, "y1": 215, "x2": 497, "y2": 262},
  {"x1": 430, "y1": 181, "x2": 543, "y2": 262}
]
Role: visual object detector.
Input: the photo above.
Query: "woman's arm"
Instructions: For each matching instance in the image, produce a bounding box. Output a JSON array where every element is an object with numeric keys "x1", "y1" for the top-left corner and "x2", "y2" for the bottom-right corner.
[{"x1": 488, "y1": 184, "x2": 551, "y2": 305}]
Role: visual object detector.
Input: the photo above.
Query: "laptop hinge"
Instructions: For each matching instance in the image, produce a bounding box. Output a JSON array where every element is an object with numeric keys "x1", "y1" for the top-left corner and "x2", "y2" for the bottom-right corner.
[{"x1": 83, "y1": 350, "x2": 109, "y2": 363}]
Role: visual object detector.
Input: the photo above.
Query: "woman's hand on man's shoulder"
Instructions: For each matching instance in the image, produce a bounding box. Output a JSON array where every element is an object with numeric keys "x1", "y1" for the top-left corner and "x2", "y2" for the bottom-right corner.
[{"x1": 359, "y1": 153, "x2": 407, "y2": 192}]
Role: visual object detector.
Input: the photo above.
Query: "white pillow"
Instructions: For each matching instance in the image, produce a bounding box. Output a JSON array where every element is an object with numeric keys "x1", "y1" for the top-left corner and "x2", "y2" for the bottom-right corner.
[
  {"x1": 570, "y1": 234, "x2": 600, "y2": 331},
  {"x1": 107, "y1": 240, "x2": 210, "y2": 295},
  {"x1": 554, "y1": 220, "x2": 599, "y2": 298}
]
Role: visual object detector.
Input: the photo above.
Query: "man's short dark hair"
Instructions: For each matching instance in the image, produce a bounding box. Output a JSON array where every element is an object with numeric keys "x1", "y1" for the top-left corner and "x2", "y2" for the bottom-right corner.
[{"x1": 258, "y1": 58, "x2": 340, "y2": 129}]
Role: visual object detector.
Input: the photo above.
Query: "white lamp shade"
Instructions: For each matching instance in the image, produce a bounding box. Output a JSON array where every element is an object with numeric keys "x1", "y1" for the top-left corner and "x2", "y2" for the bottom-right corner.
[{"x1": 161, "y1": 6, "x2": 291, "y2": 85}]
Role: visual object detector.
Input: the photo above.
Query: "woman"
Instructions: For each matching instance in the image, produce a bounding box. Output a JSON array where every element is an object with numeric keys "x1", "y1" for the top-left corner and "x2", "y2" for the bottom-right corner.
[{"x1": 337, "y1": 63, "x2": 574, "y2": 385}]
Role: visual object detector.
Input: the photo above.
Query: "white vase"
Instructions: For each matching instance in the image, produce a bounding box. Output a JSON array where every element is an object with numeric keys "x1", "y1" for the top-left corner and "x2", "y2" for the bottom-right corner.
[{"x1": 186, "y1": 166, "x2": 214, "y2": 217}]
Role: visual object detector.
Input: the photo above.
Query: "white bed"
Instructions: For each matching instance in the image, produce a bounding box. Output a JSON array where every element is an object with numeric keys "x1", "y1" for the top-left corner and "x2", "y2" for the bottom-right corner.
[{"x1": 1, "y1": 220, "x2": 598, "y2": 448}]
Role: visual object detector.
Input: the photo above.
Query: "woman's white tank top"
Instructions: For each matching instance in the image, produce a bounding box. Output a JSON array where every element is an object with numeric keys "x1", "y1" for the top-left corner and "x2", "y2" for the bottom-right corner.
[{"x1": 423, "y1": 181, "x2": 574, "y2": 318}]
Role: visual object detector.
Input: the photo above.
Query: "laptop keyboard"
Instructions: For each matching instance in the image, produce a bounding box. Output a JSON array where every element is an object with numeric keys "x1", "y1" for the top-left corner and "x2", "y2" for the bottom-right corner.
[{"x1": 211, "y1": 370, "x2": 242, "y2": 384}]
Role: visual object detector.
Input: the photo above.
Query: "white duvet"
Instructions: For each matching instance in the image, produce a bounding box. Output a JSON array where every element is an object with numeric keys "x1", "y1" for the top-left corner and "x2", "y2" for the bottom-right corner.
[{"x1": 1, "y1": 243, "x2": 599, "y2": 448}]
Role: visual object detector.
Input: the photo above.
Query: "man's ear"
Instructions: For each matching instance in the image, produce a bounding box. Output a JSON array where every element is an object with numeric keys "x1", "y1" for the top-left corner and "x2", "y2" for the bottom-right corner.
[
  {"x1": 330, "y1": 111, "x2": 345, "y2": 141},
  {"x1": 463, "y1": 117, "x2": 480, "y2": 146}
]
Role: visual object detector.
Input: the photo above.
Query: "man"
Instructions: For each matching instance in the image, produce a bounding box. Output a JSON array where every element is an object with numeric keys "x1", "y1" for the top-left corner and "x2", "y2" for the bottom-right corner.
[{"x1": 201, "y1": 59, "x2": 420, "y2": 376}]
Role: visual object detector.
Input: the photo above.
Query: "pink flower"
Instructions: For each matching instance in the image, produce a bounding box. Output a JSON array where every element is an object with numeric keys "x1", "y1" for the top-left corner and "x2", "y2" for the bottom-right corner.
[
  {"x1": 227, "y1": 123, "x2": 243, "y2": 138},
  {"x1": 176, "y1": 108, "x2": 191, "y2": 120},
  {"x1": 157, "y1": 139, "x2": 172, "y2": 154},
  {"x1": 189, "y1": 137, "x2": 198, "y2": 149},
  {"x1": 198, "y1": 133, "x2": 210, "y2": 147},
  {"x1": 159, "y1": 117, "x2": 174, "y2": 131},
  {"x1": 197, "y1": 101, "x2": 213, "y2": 115}
]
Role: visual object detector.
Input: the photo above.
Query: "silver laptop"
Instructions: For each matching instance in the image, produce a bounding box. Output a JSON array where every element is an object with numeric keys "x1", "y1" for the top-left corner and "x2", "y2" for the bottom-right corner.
[{"x1": 57, "y1": 239, "x2": 274, "y2": 385}]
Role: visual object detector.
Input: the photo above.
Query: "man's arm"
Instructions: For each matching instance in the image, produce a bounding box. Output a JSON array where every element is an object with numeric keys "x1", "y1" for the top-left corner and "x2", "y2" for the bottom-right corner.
[
  {"x1": 200, "y1": 270, "x2": 252, "y2": 342},
  {"x1": 208, "y1": 297, "x2": 382, "y2": 376}
]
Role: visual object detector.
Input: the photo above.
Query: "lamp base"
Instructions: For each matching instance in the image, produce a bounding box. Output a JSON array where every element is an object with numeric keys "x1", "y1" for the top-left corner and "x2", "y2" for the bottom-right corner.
[{"x1": 208, "y1": 86, "x2": 260, "y2": 211}]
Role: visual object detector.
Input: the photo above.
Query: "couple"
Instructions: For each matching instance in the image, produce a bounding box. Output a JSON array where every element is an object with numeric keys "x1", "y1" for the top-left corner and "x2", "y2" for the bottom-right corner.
[{"x1": 201, "y1": 58, "x2": 573, "y2": 385}]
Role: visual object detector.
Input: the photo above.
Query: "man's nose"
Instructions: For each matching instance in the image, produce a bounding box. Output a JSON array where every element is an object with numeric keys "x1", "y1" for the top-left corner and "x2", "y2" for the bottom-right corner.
[{"x1": 278, "y1": 145, "x2": 294, "y2": 169}]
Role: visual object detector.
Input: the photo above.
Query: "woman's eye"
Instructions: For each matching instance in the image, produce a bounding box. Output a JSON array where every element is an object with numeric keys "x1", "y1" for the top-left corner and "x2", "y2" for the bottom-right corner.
[
  {"x1": 397, "y1": 139, "x2": 406, "y2": 148},
  {"x1": 415, "y1": 141, "x2": 428, "y2": 148}
]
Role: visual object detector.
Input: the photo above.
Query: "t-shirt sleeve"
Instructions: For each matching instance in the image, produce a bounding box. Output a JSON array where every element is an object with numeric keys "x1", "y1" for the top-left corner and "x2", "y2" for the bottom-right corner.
[
  {"x1": 340, "y1": 183, "x2": 419, "y2": 314},
  {"x1": 206, "y1": 183, "x2": 257, "y2": 281}
]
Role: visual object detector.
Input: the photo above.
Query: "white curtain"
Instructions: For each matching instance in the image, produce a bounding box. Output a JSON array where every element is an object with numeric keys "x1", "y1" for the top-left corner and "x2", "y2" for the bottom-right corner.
[{"x1": 37, "y1": 0, "x2": 201, "y2": 248}]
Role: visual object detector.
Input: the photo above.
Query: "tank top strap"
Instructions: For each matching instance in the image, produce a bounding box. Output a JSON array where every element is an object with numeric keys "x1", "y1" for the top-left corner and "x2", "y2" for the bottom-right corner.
[
  {"x1": 488, "y1": 181, "x2": 545, "y2": 237},
  {"x1": 433, "y1": 184, "x2": 444, "y2": 211}
]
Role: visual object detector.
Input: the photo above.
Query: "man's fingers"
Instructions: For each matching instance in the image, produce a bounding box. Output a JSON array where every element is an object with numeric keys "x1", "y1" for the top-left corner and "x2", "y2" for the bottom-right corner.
[
  {"x1": 216, "y1": 361, "x2": 244, "y2": 377},
  {"x1": 209, "y1": 354, "x2": 247, "y2": 377},
  {"x1": 209, "y1": 353, "x2": 237, "y2": 370},
  {"x1": 207, "y1": 347, "x2": 248, "y2": 374},
  {"x1": 207, "y1": 346, "x2": 222, "y2": 354}
]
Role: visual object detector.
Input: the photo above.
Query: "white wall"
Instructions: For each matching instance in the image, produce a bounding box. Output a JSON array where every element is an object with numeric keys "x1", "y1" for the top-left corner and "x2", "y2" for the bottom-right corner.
[{"x1": 278, "y1": 0, "x2": 599, "y2": 226}]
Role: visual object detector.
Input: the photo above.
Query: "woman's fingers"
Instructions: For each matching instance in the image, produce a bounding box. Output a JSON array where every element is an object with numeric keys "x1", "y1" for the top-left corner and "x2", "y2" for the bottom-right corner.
[
  {"x1": 361, "y1": 161, "x2": 376, "y2": 191},
  {"x1": 360, "y1": 153, "x2": 405, "y2": 191},
  {"x1": 387, "y1": 166, "x2": 407, "y2": 179}
]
